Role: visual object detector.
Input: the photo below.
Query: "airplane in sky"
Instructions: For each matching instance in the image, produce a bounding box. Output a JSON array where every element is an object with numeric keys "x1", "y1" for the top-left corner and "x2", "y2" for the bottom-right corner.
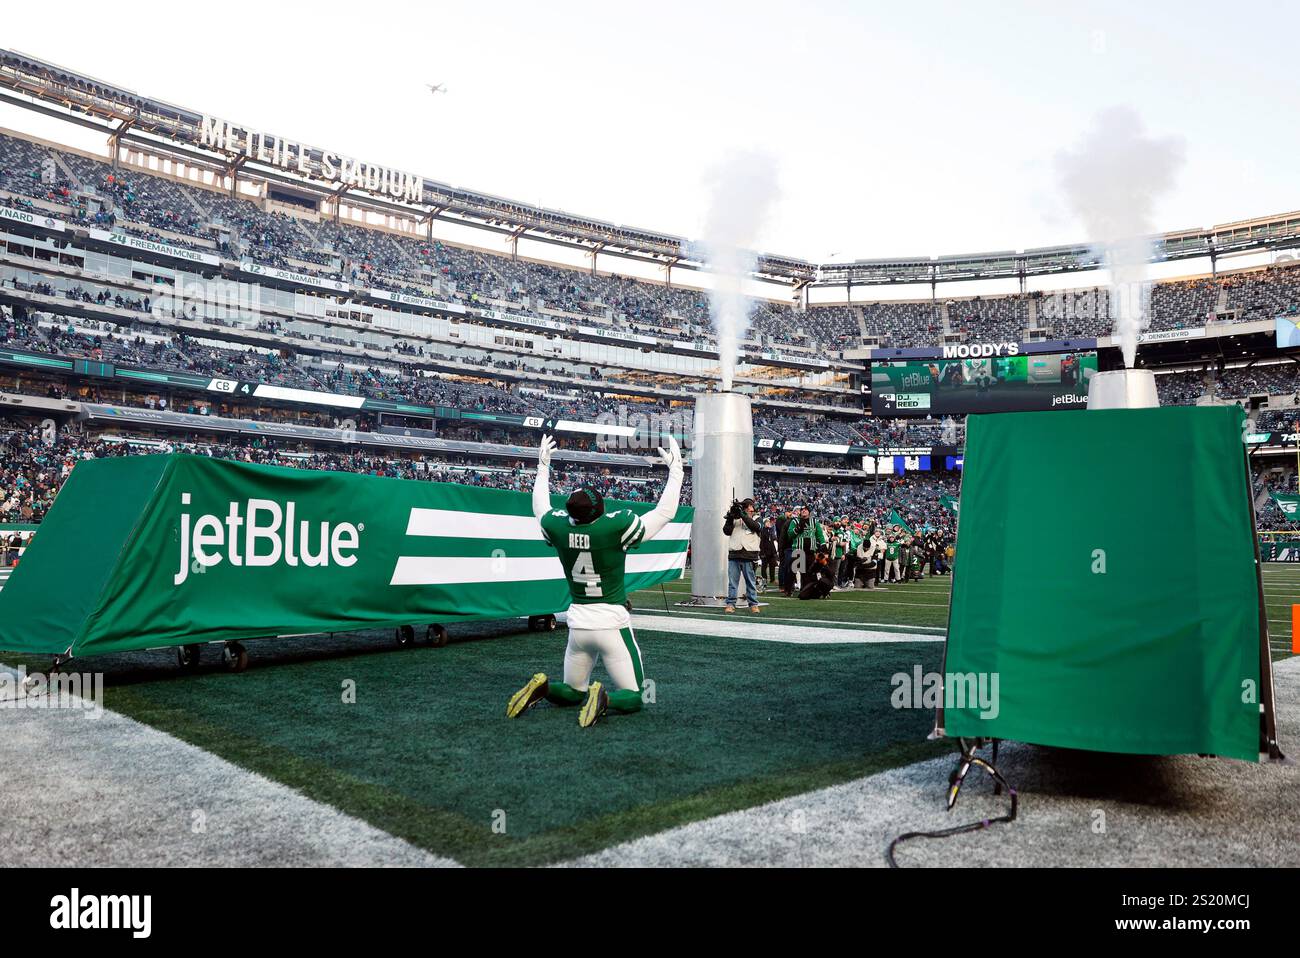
[{"x1": 426, "y1": 83, "x2": 447, "y2": 95}]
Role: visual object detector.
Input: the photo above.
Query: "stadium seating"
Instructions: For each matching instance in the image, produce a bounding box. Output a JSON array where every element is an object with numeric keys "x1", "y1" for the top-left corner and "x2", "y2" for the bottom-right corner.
[
  {"x1": 9, "y1": 130, "x2": 1300, "y2": 353},
  {"x1": 0, "y1": 417, "x2": 961, "y2": 532},
  {"x1": 8, "y1": 126, "x2": 1300, "y2": 541}
]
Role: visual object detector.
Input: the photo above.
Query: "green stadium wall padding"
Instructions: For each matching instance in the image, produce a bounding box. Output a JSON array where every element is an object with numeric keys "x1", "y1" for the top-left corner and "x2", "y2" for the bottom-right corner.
[
  {"x1": 0, "y1": 454, "x2": 692, "y2": 657},
  {"x1": 941, "y1": 405, "x2": 1273, "y2": 762}
]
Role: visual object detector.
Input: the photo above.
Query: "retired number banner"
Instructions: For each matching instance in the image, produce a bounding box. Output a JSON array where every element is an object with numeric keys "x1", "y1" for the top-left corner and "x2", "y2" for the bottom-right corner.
[
  {"x1": 0, "y1": 455, "x2": 691, "y2": 656},
  {"x1": 1270, "y1": 491, "x2": 1300, "y2": 519}
]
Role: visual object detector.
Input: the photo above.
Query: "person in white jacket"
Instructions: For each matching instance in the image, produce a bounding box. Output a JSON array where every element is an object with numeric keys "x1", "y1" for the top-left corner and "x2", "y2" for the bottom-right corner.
[{"x1": 856, "y1": 530, "x2": 887, "y2": 590}]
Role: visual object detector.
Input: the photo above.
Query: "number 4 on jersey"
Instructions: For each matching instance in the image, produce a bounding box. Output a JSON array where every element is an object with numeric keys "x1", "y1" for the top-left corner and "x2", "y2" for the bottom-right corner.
[{"x1": 571, "y1": 551, "x2": 603, "y2": 597}]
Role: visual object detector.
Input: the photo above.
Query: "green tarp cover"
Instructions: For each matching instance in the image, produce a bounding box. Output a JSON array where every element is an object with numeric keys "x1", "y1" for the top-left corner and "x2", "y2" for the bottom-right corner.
[
  {"x1": 0, "y1": 455, "x2": 692, "y2": 657},
  {"x1": 942, "y1": 406, "x2": 1267, "y2": 762}
]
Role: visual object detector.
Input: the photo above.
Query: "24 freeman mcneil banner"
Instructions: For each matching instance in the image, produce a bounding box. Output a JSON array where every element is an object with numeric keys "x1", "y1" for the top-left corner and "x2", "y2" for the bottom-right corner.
[{"x1": 0, "y1": 455, "x2": 692, "y2": 657}]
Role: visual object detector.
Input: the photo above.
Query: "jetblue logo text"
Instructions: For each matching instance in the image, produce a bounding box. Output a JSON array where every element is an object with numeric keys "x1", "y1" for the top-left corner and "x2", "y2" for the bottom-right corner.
[{"x1": 174, "y1": 494, "x2": 362, "y2": 585}]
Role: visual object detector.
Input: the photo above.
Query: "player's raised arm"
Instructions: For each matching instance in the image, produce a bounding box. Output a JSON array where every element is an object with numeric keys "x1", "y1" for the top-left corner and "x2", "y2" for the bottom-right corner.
[
  {"x1": 533, "y1": 434, "x2": 557, "y2": 521},
  {"x1": 640, "y1": 435, "x2": 684, "y2": 541}
]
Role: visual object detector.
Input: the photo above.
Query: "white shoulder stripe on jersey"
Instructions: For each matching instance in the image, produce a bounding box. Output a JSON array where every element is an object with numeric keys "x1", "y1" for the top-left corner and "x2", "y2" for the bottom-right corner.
[
  {"x1": 622, "y1": 524, "x2": 648, "y2": 552},
  {"x1": 620, "y1": 515, "x2": 643, "y2": 545}
]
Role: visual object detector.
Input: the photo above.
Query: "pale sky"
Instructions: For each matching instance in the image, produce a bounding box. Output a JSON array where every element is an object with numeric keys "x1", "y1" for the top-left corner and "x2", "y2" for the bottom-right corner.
[{"x1": 2, "y1": 0, "x2": 1296, "y2": 266}]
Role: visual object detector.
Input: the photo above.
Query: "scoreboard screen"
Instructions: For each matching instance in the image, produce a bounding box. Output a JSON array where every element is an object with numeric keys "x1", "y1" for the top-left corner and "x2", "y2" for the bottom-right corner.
[{"x1": 869, "y1": 352, "x2": 1097, "y2": 416}]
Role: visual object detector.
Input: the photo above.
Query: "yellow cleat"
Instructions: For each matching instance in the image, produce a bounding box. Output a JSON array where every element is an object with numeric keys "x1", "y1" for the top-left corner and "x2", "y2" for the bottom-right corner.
[
  {"x1": 506, "y1": 672, "x2": 549, "y2": 718},
  {"x1": 578, "y1": 681, "x2": 609, "y2": 728}
]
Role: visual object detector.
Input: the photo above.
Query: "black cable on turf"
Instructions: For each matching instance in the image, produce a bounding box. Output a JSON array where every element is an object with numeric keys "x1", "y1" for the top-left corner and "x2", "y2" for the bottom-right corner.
[{"x1": 887, "y1": 753, "x2": 1018, "y2": 867}]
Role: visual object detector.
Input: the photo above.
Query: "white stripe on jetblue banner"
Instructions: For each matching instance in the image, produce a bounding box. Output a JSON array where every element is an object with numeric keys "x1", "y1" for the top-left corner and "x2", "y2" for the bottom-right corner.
[
  {"x1": 654, "y1": 522, "x2": 691, "y2": 541},
  {"x1": 390, "y1": 555, "x2": 561, "y2": 586},
  {"x1": 388, "y1": 549, "x2": 685, "y2": 586},
  {"x1": 627, "y1": 551, "x2": 687, "y2": 574},
  {"x1": 403, "y1": 509, "x2": 690, "y2": 543},
  {"x1": 405, "y1": 509, "x2": 542, "y2": 540}
]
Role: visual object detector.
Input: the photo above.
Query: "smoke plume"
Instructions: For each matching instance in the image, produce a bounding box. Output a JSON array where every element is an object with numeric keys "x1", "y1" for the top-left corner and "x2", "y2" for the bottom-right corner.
[
  {"x1": 1055, "y1": 108, "x2": 1184, "y2": 368},
  {"x1": 691, "y1": 150, "x2": 780, "y2": 391}
]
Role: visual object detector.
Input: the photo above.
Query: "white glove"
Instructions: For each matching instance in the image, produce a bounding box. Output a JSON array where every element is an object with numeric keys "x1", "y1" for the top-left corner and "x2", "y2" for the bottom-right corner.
[
  {"x1": 538, "y1": 434, "x2": 556, "y2": 468},
  {"x1": 656, "y1": 435, "x2": 683, "y2": 475}
]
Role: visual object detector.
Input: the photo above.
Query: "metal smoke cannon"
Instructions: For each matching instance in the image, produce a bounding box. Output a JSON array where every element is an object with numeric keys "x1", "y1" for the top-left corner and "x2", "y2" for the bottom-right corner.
[
  {"x1": 687, "y1": 392, "x2": 754, "y2": 605},
  {"x1": 1087, "y1": 368, "x2": 1159, "y2": 410}
]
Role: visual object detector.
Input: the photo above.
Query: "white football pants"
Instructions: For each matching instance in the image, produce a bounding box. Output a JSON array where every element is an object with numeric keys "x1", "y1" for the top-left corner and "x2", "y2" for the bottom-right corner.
[{"x1": 564, "y1": 626, "x2": 644, "y2": 693}]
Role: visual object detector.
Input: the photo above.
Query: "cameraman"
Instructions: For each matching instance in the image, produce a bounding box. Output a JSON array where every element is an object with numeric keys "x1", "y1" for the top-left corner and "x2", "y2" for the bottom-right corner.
[{"x1": 723, "y1": 497, "x2": 762, "y2": 614}]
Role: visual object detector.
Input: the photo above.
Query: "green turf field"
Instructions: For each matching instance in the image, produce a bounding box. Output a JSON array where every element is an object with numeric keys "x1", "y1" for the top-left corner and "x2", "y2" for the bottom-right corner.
[
  {"x1": 633, "y1": 571, "x2": 952, "y2": 632},
  {"x1": 5, "y1": 566, "x2": 1296, "y2": 866},
  {"x1": 89, "y1": 618, "x2": 947, "y2": 866},
  {"x1": 1261, "y1": 563, "x2": 1300, "y2": 660}
]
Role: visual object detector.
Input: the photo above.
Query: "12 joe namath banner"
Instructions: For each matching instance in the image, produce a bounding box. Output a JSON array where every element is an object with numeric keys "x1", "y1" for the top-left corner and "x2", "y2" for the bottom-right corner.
[{"x1": 0, "y1": 455, "x2": 692, "y2": 656}]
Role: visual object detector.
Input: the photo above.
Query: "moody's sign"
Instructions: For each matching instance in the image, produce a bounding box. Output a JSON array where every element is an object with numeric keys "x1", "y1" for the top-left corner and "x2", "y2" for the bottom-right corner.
[{"x1": 870, "y1": 338, "x2": 1097, "y2": 361}]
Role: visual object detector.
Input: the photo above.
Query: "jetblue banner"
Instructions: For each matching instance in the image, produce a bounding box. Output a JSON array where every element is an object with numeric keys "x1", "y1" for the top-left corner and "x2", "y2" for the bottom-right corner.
[{"x1": 0, "y1": 455, "x2": 691, "y2": 656}]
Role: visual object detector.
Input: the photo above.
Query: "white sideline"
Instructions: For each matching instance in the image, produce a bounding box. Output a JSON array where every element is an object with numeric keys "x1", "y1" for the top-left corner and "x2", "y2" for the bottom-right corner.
[
  {"x1": 559, "y1": 656, "x2": 1300, "y2": 868},
  {"x1": 0, "y1": 664, "x2": 460, "y2": 868},
  {"x1": 627, "y1": 612, "x2": 942, "y2": 644}
]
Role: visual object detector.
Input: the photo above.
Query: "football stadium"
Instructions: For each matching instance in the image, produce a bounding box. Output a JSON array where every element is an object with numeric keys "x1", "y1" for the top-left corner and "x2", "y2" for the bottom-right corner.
[{"x1": 1, "y1": 7, "x2": 1299, "y2": 912}]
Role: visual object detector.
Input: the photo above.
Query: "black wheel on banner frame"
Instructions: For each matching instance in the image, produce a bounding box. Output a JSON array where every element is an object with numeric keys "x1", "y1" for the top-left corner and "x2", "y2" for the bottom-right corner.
[
  {"x1": 177, "y1": 644, "x2": 202, "y2": 672},
  {"x1": 222, "y1": 641, "x2": 249, "y2": 673}
]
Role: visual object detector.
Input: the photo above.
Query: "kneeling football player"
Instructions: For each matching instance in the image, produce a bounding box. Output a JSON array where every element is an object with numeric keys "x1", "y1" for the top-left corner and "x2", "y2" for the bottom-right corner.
[{"x1": 507, "y1": 433, "x2": 683, "y2": 727}]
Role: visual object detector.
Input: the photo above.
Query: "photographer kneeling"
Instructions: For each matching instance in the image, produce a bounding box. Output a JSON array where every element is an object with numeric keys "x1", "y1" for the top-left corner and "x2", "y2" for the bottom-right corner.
[
  {"x1": 723, "y1": 498, "x2": 762, "y2": 614},
  {"x1": 799, "y1": 546, "x2": 836, "y2": 600}
]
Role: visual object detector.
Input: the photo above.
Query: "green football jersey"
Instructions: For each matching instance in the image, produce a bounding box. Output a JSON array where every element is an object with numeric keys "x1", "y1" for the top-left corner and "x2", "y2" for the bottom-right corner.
[{"x1": 539, "y1": 507, "x2": 647, "y2": 606}]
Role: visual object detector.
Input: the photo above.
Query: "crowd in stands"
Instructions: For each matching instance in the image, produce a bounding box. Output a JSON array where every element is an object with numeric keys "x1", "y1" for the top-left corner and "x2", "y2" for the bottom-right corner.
[
  {"x1": 1225, "y1": 267, "x2": 1300, "y2": 324},
  {"x1": 0, "y1": 305, "x2": 869, "y2": 442},
  {"x1": 12, "y1": 131, "x2": 1300, "y2": 357},
  {"x1": 754, "y1": 471, "x2": 958, "y2": 538},
  {"x1": 1154, "y1": 363, "x2": 1300, "y2": 407},
  {"x1": 10, "y1": 299, "x2": 1300, "y2": 465},
  {"x1": 0, "y1": 422, "x2": 67, "y2": 522},
  {"x1": 0, "y1": 415, "x2": 967, "y2": 536}
]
